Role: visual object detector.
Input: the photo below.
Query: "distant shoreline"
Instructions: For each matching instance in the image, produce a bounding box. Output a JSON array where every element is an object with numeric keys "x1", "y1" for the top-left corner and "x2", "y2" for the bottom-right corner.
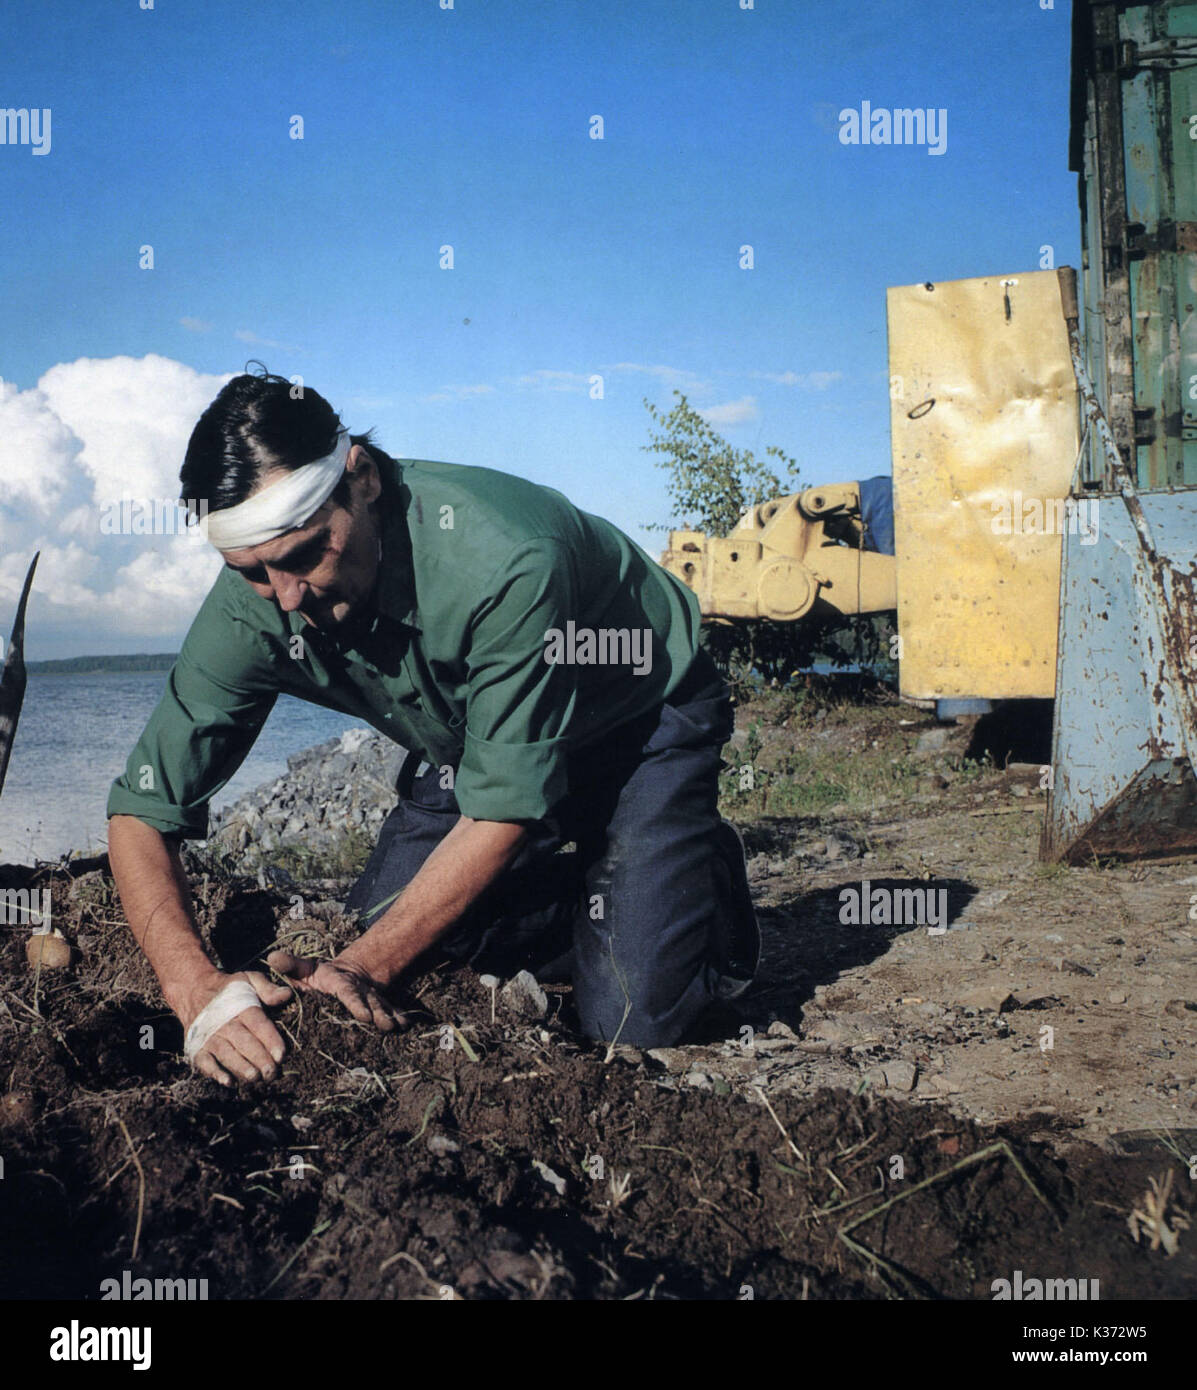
[{"x1": 25, "y1": 654, "x2": 178, "y2": 675}]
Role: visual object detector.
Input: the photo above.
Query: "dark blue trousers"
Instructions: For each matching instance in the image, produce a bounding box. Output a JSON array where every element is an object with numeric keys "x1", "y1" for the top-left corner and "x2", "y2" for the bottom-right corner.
[{"x1": 343, "y1": 651, "x2": 759, "y2": 1048}]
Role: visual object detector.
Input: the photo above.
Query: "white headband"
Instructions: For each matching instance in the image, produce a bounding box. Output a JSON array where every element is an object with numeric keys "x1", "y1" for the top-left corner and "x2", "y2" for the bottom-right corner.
[{"x1": 200, "y1": 432, "x2": 352, "y2": 551}]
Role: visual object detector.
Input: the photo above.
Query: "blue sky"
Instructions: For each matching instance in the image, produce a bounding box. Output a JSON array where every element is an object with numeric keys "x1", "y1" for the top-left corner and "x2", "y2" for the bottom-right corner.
[{"x1": 0, "y1": 0, "x2": 1078, "y2": 658}]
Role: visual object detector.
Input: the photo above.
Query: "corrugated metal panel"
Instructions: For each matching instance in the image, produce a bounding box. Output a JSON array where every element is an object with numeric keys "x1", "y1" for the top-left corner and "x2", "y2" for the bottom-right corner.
[
  {"x1": 1070, "y1": 0, "x2": 1197, "y2": 487},
  {"x1": 887, "y1": 271, "x2": 1079, "y2": 701}
]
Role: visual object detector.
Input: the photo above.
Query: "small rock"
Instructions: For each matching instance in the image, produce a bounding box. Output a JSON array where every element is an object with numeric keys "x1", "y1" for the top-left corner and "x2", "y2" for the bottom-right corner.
[
  {"x1": 500, "y1": 970, "x2": 549, "y2": 1020},
  {"x1": 802, "y1": 1019, "x2": 854, "y2": 1045},
  {"x1": 766, "y1": 1020, "x2": 798, "y2": 1040},
  {"x1": 958, "y1": 984, "x2": 1016, "y2": 1013},
  {"x1": 290, "y1": 1114, "x2": 313, "y2": 1132},
  {"x1": 428, "y1": 1134, "x2": 461, "y2": 1156},
  {"x1": 976, "y1": 888, "x2": 1012, "y2": 910},
  {"x1": 915, "y1": 726, "x2": 954, "y2": 756},
  {"x1": 1061, "y1": 959, "x2": 1096, "y2": 977},
  {"x1": 531, "y1": 1159, "x2": 567, "y2": 1195},
  {"x1": 25, "y1": 929, "x2": 71, "y2": 970},
  {"x1": 646, "y1": 1047, "x2": 691, "y2": 1074},
  {"x1": 1164, "y1": 999, "x2": 1197, "y2": 1019},
  {"x1": 865, "y1": 1060, "x2": 919, "y2": 1092},
  {"x1": 1012, "y1": 991, "x2": 1062, "y2": 1011},
  {"x1": 0, "y1": 1092, "x2": 34, "y2": 1127},
  {"x1": 1107, "y1": 989, "x2": 1128, "y2": 1005},
  {"x1": 683, "y1": 1069, "x2": 713, "y2": 1090},
  {"x1": 882, "y1": 1060, "x2": 918, "y2": 1091}
]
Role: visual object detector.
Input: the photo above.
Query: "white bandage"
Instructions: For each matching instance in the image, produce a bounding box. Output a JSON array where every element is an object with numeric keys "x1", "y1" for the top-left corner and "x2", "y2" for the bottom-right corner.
[
  {"x1": 200, "y1": 432, "x2": 351, "y2": 550},
  {"x1": 184, "y1": 979, "x2": 263, "y2": 1064}
]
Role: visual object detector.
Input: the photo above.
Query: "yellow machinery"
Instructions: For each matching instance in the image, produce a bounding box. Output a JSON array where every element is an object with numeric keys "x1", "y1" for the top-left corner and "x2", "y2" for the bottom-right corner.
[
  {"x1": 661, "y1": 268, "x2": 1081, "y2": 707},
  {"x1": 660, "y1": 483, "x2": 896, "y2": 625}
]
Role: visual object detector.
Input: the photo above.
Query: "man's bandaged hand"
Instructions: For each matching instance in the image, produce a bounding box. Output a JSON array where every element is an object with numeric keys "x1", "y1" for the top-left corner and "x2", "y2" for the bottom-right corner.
[
  {"x1": 184, "y1": 971, "x2": 292, "y2": 1087},
  {"x1": 267, "y1": 950, "x2": 406, "y2": 1033}
]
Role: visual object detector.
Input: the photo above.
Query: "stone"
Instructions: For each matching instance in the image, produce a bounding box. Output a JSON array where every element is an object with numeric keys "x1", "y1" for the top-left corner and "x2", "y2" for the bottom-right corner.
[
  {"x1": 958, "y1": 984, "x2": 1016, "y2": 1013},
  {"x1": 531, "y1": 1159, "x2": 566, "y2": 1195},
  {"x1": 915, "y1": 725, "x2": 954, "y2": 756},
  {"x1": 882, "y1": 1060, "x2": 918, "y2": 1092},
  {"x1": 500, "y1": 970, "x2": 548, "y2": 1020},
  {"x1": 865, "y1": 1060, "x2": 918, "y2": 1092},
  {"x1": 802, "y1": 1019, "x2": 854, "y2": 1045},
  {"x1": 428, "y1": 1134, "x2": 462, "y2": 1156},
  {"x1": 25, "y1": 930, "x2": 71, "y2": 970},
  {"x1": 646, "y1": 1047, "x2": 691, "y2": 1074}
]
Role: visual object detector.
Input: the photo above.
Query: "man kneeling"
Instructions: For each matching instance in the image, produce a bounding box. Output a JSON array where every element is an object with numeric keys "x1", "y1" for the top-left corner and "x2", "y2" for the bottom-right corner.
[{"x1": 106, "y1": 370, "x2": 759, "y2": 1086}]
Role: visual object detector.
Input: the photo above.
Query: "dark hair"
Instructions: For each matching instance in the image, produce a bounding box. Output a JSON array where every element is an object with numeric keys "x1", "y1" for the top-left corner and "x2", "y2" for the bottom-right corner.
[{"x1": 179, "y1": 363, "x2": 374, "y2": 518}]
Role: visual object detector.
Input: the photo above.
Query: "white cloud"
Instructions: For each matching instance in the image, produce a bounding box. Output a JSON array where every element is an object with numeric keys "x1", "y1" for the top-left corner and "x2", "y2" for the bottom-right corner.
[
  {"x1": 0, "y1": 378, "x2": 79, "y2": 512},
  {"x1": 733, "y1": 369, "x2": 845, "y2": 389},
  {"x1": 799, "y1": 370, "x2": 844, "y2": 390},
  {"x1": 699, "y1": 396, "x2": 759, "y2": 427},
  {"x1": 421, "y1": 381, "x2": 499, "y2": 403},
  {"x1": 602, "y1": 362, "x2": 710, "y2": 393},
  {"x1": 38, "y1": 354, "x2": 229, "y2": 505},
  {"x1": 0, "y1": 355, "x2": 230, "y2": 651},
  {"x1": 234, "y1": 328, "x2": 297, "y2": 351},
  {"x1": 511, "y1": 370, "x2": 590, "y2": 392}
]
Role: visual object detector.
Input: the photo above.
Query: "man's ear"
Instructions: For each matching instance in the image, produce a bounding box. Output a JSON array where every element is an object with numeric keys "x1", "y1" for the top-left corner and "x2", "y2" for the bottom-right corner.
[{"x1": 348, "y1": 445, "x2": 382, "y2": 505}]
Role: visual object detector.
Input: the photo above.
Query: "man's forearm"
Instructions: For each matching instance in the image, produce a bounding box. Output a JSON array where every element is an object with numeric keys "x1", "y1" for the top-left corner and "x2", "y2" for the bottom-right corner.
[
  {"x1": 338, "y1": 815, "x2": 528, "y2": 985},
  {"x1": 107, "y1": 814, "x2": 224, "y2": 1022}
]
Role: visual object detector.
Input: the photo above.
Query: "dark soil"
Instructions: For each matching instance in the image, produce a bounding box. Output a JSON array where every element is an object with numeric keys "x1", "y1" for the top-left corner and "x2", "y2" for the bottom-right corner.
[{"x1": 1, "y1": 864, "x2": 1194, "y2": 1301}]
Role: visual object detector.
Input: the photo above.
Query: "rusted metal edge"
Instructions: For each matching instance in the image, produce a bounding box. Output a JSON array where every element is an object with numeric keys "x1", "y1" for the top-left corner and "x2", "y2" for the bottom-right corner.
[{"x1": 0, "y1": 552, "x2": 40, "y2": 799}]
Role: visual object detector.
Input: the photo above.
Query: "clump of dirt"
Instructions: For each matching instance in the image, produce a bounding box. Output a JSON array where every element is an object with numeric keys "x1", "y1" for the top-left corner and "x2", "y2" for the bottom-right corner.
[{"x1": 1, "y1": 863, "x2": 1194, "y2": 1301}]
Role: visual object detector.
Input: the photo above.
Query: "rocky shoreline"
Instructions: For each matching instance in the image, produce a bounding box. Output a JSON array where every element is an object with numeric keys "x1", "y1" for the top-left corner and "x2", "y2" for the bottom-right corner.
[{"x1": 206, "y1": 727, "x2": 407, "y2": 869}]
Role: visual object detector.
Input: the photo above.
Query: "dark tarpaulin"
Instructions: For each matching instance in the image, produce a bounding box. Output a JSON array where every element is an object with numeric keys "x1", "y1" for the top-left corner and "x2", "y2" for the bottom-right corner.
[{"x1": 857, "y1": 475, "x2": 894, "y2": 556}]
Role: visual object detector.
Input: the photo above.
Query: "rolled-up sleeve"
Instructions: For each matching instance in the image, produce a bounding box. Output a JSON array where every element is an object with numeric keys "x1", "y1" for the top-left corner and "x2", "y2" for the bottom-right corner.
[
  {"x1": 454, "y1": 537, "x2": 580, "y2": 822},
  {"x1": 106, "y1": 587, "x2": 278, "y2": 840}
]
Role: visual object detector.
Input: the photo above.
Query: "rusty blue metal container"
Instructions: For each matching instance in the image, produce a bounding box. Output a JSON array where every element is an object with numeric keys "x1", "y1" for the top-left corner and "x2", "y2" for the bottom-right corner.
[
  {"x1": 1044, "y1": 486, "x2": 1197, "y2": 861},
  {"x1": 1044, "y1": 0, "x2": 1197, "y2": 860}
]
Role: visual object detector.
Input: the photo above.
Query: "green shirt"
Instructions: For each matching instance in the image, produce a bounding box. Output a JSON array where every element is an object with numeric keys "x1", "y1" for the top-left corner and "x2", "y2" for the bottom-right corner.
[{"x1": 106, "y1": 456, "x2": 702, "y2": 834}]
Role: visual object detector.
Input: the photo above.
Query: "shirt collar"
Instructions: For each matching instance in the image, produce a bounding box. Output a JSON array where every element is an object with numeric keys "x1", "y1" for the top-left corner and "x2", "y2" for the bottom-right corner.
[{"x1": 370, "y1": 458, "x2": 420, "y2": 632}]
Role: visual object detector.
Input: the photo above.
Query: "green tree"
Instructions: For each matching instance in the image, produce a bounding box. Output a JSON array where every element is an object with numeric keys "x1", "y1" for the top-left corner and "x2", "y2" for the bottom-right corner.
[
  {"x1": 642, "y1": 393, "x2": 801, "y2": 537},
  {"x1": 643, "y1": 390, "x2": 893, "y2": 692}
]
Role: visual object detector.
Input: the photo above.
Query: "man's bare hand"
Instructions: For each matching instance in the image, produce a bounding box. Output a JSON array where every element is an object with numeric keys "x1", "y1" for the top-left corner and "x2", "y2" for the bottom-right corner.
[
  {"x1": 185, "y1": 970, "x2": 292, "y2": 1088},
  {"x1": 267, "y1": 949, "x2": 404, "y2": 1032}
]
